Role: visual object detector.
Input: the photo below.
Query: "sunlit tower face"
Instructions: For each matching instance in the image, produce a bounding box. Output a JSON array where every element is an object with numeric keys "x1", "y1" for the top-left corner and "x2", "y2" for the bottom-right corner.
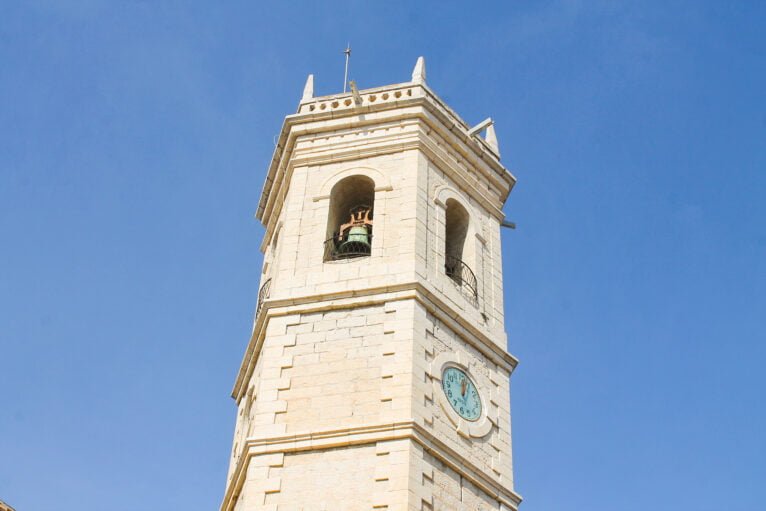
[{"x1": 221, "y1": 57, "x2": 520, "y2": 511}]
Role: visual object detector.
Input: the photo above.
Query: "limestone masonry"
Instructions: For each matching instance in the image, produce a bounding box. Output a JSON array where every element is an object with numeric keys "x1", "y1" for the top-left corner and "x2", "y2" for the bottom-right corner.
[{"x1": 222, "y1": 57, "x2": 521, "y2": 511}]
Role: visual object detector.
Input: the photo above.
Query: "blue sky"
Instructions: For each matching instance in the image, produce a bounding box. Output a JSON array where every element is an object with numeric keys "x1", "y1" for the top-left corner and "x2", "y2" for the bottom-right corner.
[{"x1": 1, "y1": 1, "x2": 764, "y2": 510}]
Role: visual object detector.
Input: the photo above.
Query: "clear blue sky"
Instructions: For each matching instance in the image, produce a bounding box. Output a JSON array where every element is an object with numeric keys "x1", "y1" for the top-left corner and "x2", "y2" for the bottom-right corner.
[{"x1": 1, "y1": 2, "x2": 764, "y2": 510}]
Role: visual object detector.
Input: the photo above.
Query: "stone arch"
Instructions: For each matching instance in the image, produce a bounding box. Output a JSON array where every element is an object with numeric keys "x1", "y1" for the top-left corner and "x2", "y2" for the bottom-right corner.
[
  {"x1": 433, "y1": 185, "x2": 479, "y2": 300},
  {"x1": 445, "y1": 198, "x2": 470, "y2": 261},
  {"x1": 323, "y1": 174, "x2": 376, "y2": 261},
  {"x1": 316, "y1": 166, "x2": 392, "y2": 200},
  {"x1": 262, "y1": 220, "x2": 283, "y2": 276}
]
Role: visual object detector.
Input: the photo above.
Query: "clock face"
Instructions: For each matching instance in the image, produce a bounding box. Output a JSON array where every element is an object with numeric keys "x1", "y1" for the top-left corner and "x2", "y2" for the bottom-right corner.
[{"x1": 441, "y1": 366, "x2": 482, "y2": 421}]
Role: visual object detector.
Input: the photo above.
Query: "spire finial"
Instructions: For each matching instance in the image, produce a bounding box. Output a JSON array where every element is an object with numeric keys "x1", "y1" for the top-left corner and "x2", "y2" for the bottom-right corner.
[
  {"x1": 485, "y1": 123, "x2": 500, "y2": 157},
  {"x1": 411, "y1": 56, "x2": 426, "y2": 84},
  {"x1": 301, "y1": 74, "x2": 314, "y2": 101},
  {"x1": 343, "y1": 44, "x2": 351, "y2": 93}
]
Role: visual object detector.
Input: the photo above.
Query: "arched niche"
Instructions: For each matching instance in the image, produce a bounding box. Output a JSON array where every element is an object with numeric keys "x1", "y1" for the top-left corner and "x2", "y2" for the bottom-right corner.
[
  {"x1": 324, "y1": 175, "x2": 375, "y2": 261},
  {"x1": 445, "y1": 198, "x2": 470, "y2": 261},
  {"x1": 434, "y1": 187, "x2": 479, "y2": 301}
]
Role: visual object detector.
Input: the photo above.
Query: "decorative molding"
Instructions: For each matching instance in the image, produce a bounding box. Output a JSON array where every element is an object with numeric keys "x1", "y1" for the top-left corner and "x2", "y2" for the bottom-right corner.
[
  {"x1": 258, "y1": 119, "x2": 508, "y2": 253},
  {"x1": 220, "y1": 421, "x2": 522, "y2": 511},
  {"x1": 256, "y1": 83, "x2": 515, "y2": 232},
  {"x1": 232, "y1": 281, "x2": 518, "y2": 403}
]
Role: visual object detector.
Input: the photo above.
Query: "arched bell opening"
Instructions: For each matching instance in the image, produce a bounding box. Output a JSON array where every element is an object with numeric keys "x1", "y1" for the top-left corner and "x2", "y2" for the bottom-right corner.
[
  {"x1": 444, "y1": 198, "x2": 477, "y2": 299},
  {"x1": 324, "y1": 175, "x2": 375, "y2": 261}
]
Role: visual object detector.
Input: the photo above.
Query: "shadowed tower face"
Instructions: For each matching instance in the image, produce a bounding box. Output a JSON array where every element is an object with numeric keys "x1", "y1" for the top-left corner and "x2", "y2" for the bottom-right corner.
[{"x1": 222, "y1": 57, "x2": 521, "y2": 511}]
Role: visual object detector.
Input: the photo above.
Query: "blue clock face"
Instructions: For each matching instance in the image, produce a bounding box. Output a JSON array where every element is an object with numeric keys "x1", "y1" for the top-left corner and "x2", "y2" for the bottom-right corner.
[{"x1": 441, "y1": 366, "x2": 482, "y2": 421}]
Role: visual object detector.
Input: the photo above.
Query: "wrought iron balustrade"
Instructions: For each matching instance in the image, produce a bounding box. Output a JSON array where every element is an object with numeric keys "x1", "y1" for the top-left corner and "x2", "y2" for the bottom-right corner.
[
  {"x1": 256, "y1": 278, "x2": 271, "y2": 316},
  {"x1": 445, "y1": 254, "x2": 478, "y2": 299},
  {"x1": 324, "y1": 234, "x2": 373, "y2": 261}
]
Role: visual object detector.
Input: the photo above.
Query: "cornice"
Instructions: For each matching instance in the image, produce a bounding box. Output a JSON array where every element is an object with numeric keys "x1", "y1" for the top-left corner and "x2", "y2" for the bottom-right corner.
[
  {"x1": 256, "y1": 112, "x2": 511, "y2": 254},
  {"x1": 256, "y1": 82, "x2": 515, "y2": 229},
  {"x1": 231, "y1": 281, "x2": 518, "y2": 403},
  {"x1": 220, "y1": 421, "x2": 522, "y2": 511}
]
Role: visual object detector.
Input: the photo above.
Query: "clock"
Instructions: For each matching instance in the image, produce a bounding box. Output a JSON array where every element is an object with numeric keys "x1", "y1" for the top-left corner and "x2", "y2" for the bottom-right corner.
[{"x1": 441, "y1": 366, "x2": 482, "y2": 421}]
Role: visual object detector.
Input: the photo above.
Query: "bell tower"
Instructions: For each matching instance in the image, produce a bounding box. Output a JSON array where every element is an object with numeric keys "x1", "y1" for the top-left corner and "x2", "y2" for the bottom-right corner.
[{"x1": 222, "y1": 57, "x2": 522, "y2": 511}]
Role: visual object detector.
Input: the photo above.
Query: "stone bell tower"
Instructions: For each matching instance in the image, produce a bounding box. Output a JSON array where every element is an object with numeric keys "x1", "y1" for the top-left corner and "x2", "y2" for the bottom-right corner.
[{"x1": 221, "y1": 57, "x2": 521, "y2": 511}]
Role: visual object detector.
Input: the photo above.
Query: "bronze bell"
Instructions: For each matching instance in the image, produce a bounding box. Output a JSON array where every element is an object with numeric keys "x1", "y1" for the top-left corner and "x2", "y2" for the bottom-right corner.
[
  {"x1": 338, "y1": 205, "x2": 373, "y2": 255},
  {"x1": 345, "y1": 225, "x2": 370, "y2": 244}
]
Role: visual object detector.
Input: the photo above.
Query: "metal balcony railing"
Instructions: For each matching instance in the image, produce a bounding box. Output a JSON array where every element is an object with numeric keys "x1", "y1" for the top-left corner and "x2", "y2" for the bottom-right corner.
[
  {"x1": 445, "y1": 254, "x2": 478, "y2": 299},
  {"x1": 324, "y1": 234, "x2": 373, "y2": 261},
  {"x1": 256, "y1": 278, "x2": 271, "y2": 317}
]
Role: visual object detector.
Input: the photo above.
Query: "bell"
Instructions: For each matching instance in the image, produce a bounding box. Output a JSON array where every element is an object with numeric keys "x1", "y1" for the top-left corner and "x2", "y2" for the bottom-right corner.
[
  {"x1": 339, "y1": 225, "x2": 370, "y2": 254},
  {"x1": 346, "y1": 225, "x2": 370, "y2": 244}
]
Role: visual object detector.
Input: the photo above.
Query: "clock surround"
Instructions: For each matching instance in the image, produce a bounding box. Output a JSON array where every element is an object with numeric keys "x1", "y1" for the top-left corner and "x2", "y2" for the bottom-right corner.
[{"x1": 429, "y1": 351, "x2": 493, "y2": 438}]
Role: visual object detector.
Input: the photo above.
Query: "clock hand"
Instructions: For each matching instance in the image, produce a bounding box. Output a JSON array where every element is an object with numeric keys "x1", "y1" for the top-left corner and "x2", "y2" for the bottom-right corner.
[{"x1": 460, "y1": 379, "x2": 471, "y2": 406}]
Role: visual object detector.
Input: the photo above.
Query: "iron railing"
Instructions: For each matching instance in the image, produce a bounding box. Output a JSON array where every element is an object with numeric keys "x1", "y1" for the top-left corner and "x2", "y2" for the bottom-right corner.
[
  {"x1": 324, "y1": 234, "x2": 373, "y2": 261},
  {"x1": 445, "y1": 254, "x2": 478, "y2": 299},
  {"x1": 256, "y1": 278, "x2": 271, "y2": 316}
]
